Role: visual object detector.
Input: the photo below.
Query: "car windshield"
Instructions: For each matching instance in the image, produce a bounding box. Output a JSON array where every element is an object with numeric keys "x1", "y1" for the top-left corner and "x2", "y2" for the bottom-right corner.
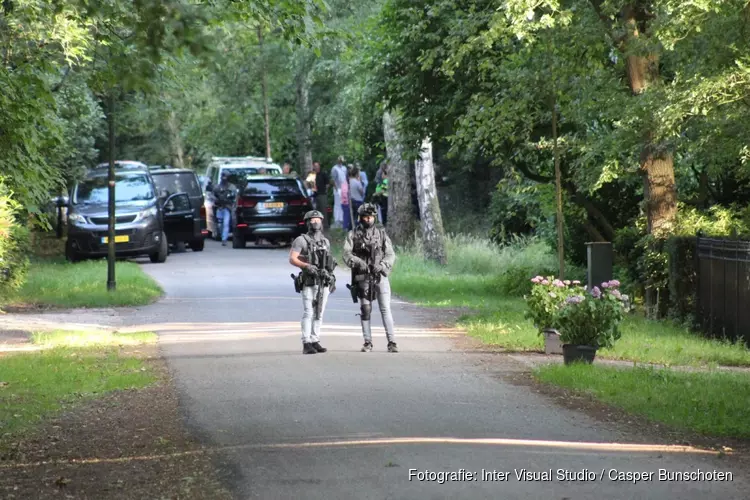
[
  {"x1": 242, "y1": 179, "x2": 302, "y2": 196},
  {"x1": 222, "y1": 167, "x2": 279, "y2": 186},
  {"x1": 153, "y1": 172, "x2": 200, "y2": 197},
  {"x1": 75, "y1": 174, "x2": 154, "y2": 204}
]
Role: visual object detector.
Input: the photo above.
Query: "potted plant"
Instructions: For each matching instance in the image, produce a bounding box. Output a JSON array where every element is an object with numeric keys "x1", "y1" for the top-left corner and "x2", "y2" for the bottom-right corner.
[
  {"x1": 556, "y1": 280, "x2": 630, "y2": 364},
  {"x1": 525, "y1": 276, "x2": 584, "y2": 354}
]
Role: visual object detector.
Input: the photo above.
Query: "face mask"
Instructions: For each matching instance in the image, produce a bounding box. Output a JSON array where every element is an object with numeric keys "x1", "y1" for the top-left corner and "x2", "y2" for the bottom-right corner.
[
  {"x1": 308, "y1": 221, "x2": 322, "y2": 232},
  {"x1": 361, "y1": 218, "x2": 374, "y2": 228}
]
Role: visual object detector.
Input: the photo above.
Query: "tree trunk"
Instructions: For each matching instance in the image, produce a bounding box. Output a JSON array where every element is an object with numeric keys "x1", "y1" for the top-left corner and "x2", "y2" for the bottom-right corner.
[
  {"x1": 415, "y1": 137, "x2": 447, "y2": 265},
  {"x1": 258, "y1": 26, "x2": 271, "y2": 160},
  {"x1": 167, "y1": 110, "x2": 184, "y2": 168},
  {"x1": 382, "y1": 110, "x2": 416, "y2": 246},
  {"x1": 623, "y1": 5, "x2": 677, "y2": 236},
  {"x1": 295, "y1": 68, "x2": 313, "y2": 174},
  {"x1": 641, "y1": 146, "x2": 677, "y2": 236}
]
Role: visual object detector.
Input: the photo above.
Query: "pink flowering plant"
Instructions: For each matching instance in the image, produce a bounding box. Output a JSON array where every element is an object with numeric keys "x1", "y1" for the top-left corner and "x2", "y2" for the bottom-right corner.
[
  {"x1": 555, "y1": 280, "x2": 630, "y2": 349},
  {"x1": 524, "y1": 276, "x2": 585, "y2": 333}
]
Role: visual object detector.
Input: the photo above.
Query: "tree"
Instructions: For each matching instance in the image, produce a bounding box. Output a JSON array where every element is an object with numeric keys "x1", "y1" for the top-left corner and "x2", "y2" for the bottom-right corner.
[
  {"x1": 415, "y1": 137, "x2": 447, "y2": 264},
  {"x1": 383, "y1": 110, "x2": 417, "y2": 245}
]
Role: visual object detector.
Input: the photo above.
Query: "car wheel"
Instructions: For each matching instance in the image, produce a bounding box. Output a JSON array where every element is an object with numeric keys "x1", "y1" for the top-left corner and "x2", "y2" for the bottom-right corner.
[
  {"x1": 65, "y1": 240, "x2": 81, "y2": 263},
  {"x1": 189, "y1": 239, "x2": 205, "y2": 252},
  {"x1": 232, "y1": 233, "x2": 245, "y2": 249},
  {"x1": 149, "y1": 232, "x2": 168, "y2": 263}
]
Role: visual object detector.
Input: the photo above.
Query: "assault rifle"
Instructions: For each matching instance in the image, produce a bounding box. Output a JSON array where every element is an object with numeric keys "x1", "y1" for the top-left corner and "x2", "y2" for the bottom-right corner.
[{"x1": 345, "y1": 235, "x2": 385, "y2": 304}]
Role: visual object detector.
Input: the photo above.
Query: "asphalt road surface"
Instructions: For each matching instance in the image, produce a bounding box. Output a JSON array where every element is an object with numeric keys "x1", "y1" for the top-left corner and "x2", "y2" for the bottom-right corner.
[{"x1": 122, "y1": 240, "x2": 747, "y2": 499}]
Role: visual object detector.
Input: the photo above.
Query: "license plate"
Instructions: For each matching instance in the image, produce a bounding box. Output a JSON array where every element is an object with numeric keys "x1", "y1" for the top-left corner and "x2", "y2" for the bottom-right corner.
[
  {"x1": 101, "y1": 235, "x2": 130, "y2": 244},
  {"x1": 262, "y1": 202, "x2": 284, "y2": 209}
]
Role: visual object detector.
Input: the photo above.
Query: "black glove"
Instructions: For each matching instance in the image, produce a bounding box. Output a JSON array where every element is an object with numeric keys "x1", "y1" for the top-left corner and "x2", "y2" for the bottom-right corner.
[
  {"x1": 371, "y1": 263, "x2": 385, "y2": 276},
  {"x1": 351, "y1": 258, "x2": 367, "y2": 272},
  {"x1": 306, "y1": 264, "x2": 320, "y2": 276}
]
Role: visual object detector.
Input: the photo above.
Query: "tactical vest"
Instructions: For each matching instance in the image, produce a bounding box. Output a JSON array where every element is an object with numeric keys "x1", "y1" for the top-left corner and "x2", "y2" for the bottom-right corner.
[
  {"x1": 302, "y1": 233, "x2": 332, "y2": 285},
  {"x1": 352, "y1": 225, "x2": 387, "y2": 277}
]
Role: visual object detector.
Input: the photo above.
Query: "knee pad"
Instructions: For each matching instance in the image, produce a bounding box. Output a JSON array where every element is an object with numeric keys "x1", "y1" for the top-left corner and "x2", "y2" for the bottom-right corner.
[{"x1": 360, "y1": 303, "x2": 372, "y2": 321}]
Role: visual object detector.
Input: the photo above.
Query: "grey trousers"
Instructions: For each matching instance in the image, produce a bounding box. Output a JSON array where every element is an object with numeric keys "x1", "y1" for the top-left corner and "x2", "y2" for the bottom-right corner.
[
  {"x1": 359, "y1": 276, "x2": 396, "y2": 344},
  {"x1": 301, "y1": 284, "x2": 330, "y2": 343}
]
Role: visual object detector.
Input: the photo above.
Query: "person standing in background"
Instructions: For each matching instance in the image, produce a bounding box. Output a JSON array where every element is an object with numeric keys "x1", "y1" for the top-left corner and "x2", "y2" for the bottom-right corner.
[
  {"x1": 341, "y1": 170, "x2": 351, "y2": 231},
  {"x1": 331, "y1": 156, "x2": 346, "y2": 228},
  {"x1": 312, "y1": 161, "x2": 330, "y2": 229},
  {"x1": 349, "y1": 166, "x2": 365, "y2": 219},
  {"x1": 356, "y1": 161, "x2": 368, "y2": 194}
]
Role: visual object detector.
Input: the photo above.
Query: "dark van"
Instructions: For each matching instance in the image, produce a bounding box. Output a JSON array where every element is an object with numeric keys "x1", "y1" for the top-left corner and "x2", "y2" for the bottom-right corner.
[
  {"x1": 65, "y1": 164, "x2": 192, "y2": 263},
  {"x1": 149, "y1": 166, "x2": 207, "y2": 251}
]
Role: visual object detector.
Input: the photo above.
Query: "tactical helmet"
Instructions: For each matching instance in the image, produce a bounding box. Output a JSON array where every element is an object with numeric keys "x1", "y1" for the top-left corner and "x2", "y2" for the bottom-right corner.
[
  {"x1": 304, "y1": 210, "x2": 324, "y2": 221},
  {"x1": 357, "y1": 203, "x2": 378, "y2": 218}
]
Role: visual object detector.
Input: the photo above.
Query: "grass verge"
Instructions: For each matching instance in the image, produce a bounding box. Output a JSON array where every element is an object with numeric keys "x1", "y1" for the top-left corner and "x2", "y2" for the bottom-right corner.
[
  {"x1": 346, "y1": 232, "x2": 750, "y2": 367},
  {"x1": 0, "y1": 330, "x2": 157, "y2": 440},
  {"x1": 7, "y1": 257, "x2": 163, "y2": 309},
  {"x1": 534, "y1": 363, "x2": 750, "y2": 438}
]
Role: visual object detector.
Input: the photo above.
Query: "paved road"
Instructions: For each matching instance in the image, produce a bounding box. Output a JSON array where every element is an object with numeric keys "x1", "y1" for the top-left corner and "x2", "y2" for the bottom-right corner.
[{"x1": 122, "y1": 240, "x2": 747, "y2": 499}]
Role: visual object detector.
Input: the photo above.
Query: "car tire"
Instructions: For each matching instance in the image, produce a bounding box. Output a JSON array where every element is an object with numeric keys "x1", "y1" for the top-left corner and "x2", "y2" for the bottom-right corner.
[
  {"x1": 149, "y1": 232, "x2": 168, "y2": 263},
  {"x1": 65, "y1": 240, "x2": 81, "y2": 263},
  {"x1": 232, "y1": 233, "x2": 245, "y2": 249},
  {"x1": 189, "y1": 239, "x2": 205, "y2": 252}
]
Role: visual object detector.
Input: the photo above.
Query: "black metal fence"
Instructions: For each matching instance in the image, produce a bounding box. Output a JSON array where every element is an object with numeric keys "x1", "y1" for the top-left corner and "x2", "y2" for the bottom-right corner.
[{"x1": 696, "y1": 236, "x2": 750, "y2": 346}]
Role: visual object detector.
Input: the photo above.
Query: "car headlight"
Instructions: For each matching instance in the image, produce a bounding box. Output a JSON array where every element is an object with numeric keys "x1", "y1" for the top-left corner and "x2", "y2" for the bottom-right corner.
[
  {"x1": 135, "y1": 206, "x2": 158, "y2": 222},
  {"x1": 68, "y1": 213, "x2": 87, "y2": 225}
]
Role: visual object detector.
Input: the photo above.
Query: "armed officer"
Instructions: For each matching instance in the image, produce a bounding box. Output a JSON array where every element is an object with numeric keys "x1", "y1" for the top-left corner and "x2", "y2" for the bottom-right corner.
[
  {"x1": 289, "y1": 210, "x2": 337, "y2": 354},
  {"x1": 343, "y1": 203, "x2": 398, "y2": 352}
]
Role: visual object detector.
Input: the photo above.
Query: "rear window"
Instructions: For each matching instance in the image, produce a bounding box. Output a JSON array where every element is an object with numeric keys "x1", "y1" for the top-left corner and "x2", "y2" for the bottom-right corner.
[
  {"x1": 242, "y1": 179, "x2": 302, "y2": 196},
  {"x1": 152, "y1": 172, "x2": 201, "y2": 197}
]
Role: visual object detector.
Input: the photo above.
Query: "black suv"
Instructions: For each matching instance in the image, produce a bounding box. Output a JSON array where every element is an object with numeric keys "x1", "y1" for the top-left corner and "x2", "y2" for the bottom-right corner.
[
  {"x1": 231, "y1": 175, "x2": 313, "y2": 248},
  {"x1": 65, "y1": 164, "x2": 193, "y2": 263},
  {"x1": 149, "y1": 166, "x2": 207, "y2": 251}
]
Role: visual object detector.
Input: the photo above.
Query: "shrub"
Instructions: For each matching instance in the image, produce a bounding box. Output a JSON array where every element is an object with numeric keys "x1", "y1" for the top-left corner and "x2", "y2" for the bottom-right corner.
[
  {"x1": 556, "y1": 280, "x2": 630, "y2": 349},
  {"x1": 0, "y1": 180, "x2": 30, "y2": 299},
  {"x1": 524, "y1": 276, "x2": 584, "y2": 332}
]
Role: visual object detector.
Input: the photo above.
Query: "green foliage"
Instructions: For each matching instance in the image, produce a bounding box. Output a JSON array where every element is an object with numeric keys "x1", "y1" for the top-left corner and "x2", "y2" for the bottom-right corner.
[
  {"x1": 0, "y1": 180, "x2": 30, "y2": 300},
  {"x1": 555, "y1": 280, "x2": 629, "y2": 349},
  {"x1": 524, "y1": 276, "x2": 584, "y2": 333}
]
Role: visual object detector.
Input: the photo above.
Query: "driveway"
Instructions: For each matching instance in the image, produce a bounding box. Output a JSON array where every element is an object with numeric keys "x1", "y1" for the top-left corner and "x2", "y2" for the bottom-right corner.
[{"x1": 95, "y1": 242, "x2": 750, "y2": 497}]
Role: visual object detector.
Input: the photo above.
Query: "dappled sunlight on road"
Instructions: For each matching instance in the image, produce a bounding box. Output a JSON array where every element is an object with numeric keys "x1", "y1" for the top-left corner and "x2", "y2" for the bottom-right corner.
[{"x1": 0, "y1": 436, "x2": 723, "y2": 471}]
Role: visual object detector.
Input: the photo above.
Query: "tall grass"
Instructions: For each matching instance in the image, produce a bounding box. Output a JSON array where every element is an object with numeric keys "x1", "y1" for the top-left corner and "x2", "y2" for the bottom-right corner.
[{"x1": 377, "y1": 232, "x2": 750, "y2": 366}]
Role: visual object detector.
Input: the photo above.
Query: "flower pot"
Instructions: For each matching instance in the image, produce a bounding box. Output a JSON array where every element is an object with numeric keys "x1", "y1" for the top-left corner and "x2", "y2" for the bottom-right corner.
[
  {"x1": 562, "y1": 344, "x2": 597, "y2": 365},
  {"x1": 543, "y1": 329, "x2": 563, "y2": 355}
]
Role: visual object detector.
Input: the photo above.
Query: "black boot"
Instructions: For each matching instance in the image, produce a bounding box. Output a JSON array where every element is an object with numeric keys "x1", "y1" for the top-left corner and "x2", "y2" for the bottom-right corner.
[
  {"x1": 312, "y1": 342, "x2": 327, "y2": 353},
  {"x1": 303, "y1": 343, "x2": 317, "y2": 354}
]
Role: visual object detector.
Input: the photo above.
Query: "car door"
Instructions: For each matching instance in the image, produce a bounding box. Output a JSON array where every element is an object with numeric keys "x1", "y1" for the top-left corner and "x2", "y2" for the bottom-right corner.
[{"x1": 162, "y1": 193, "x2": 194, "y2": 243}]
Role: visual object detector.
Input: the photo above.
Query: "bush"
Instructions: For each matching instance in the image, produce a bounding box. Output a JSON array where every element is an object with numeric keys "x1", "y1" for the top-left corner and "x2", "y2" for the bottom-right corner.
[
  {"x1": 0, "y1": 180, "x2": 30, "y2": 300},
  {"x1": 556, "y1": 280, "x2": 630, "y2": 349},
  {"x1": 524, "y1": 276, "x2": 584, "y2": 332}
]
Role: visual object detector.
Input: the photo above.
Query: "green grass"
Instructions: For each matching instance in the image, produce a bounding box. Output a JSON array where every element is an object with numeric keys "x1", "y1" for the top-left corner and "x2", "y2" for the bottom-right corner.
[
  {"x1": 340, "y1": 233, "x2": 750, "y2": 367},
  {"x1": 0, "y1": 331, "x2": 158, "y2": 440},
  {"x1": 8, "y1": 257, "x2": 163, "y2": 308},
  {"x1": 535, "y1": 364, "x2": 750, "y2": 438}
]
